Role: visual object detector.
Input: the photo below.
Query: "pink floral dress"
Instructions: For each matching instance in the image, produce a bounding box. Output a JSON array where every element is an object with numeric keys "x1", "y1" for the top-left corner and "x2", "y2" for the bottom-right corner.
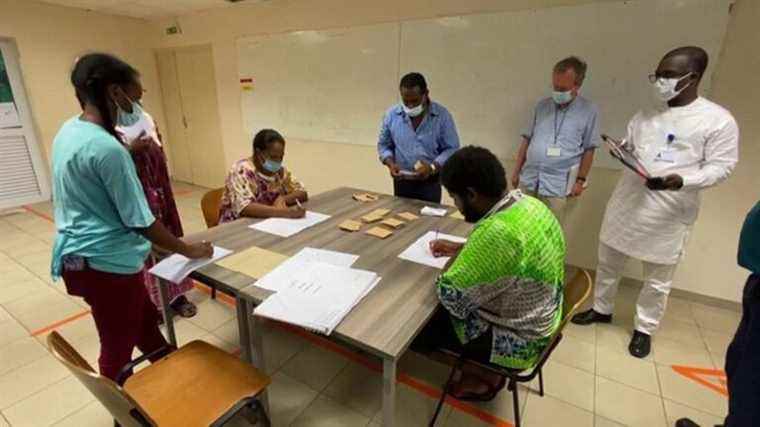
[{"x1": 218, "y1": 157, "x2": 305, "y2": 223}]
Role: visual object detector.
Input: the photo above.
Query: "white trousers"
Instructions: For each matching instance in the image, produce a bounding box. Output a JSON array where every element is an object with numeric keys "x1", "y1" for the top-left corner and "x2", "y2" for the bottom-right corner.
[{"x1": 593, "y1": 243, "x2": 678, "y2": 335}]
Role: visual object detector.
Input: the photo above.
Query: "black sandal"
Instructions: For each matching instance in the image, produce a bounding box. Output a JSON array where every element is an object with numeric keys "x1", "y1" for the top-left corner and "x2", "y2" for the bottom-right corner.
[
  {"x1": 449, "y1": 374, "x2": 507, "y2": 402},
  {"x1": 170, "y1": 296, "x2": 198, "y2": 318}
]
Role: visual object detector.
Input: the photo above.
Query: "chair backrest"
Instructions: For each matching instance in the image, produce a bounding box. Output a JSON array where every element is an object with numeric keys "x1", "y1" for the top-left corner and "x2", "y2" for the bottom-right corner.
[
  {"x1": 47, "y1": 332, "x2": 156, "y2": 427},
  {"x1": 201, "y1": 188, "x2": 225, "y2": 228},
  {"x1": 531, "y1": 267, "x2": 593, "y2": 368},
  {"x1": 561, "y1": 267, "x2": 594, "y2": 326}
]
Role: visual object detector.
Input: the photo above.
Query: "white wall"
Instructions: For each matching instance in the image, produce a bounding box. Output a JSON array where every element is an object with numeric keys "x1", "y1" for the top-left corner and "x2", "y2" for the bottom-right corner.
[
  {"x1": 0, "y1": 0, "x2": 166, "y2": 162},
  {"x1": 153, "y1": 0, "x2": 757, "y2": 302}
]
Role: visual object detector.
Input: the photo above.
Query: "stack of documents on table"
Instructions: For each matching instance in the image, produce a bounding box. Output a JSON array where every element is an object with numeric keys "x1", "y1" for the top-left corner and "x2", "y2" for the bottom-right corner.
[
  {"x1": 420, "y1": 206, "x2": 448, "y2": 217},
  {"x1": 249, "y1": 211, "x2": 330, "y2": 237},
  {"x1": 253, "y1": 248, "x2": 378, "y2": 335},
  {"x1": 398, "y1": 231, "x2": 467, "y2": 269},
  {"x1": 149, "y1": 246, "x2": 232, "y2": 283}
]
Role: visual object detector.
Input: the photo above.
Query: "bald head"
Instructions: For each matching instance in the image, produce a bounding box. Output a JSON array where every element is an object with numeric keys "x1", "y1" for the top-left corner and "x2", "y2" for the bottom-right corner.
[{"x1": 661, "y1": 46, "x2": 709, "y2": 80}]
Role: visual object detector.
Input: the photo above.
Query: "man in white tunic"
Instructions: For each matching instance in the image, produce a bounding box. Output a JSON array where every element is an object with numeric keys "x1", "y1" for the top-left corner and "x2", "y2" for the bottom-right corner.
[{"x1": 572, "y1": 46, "x2": 739, "y2": 358}]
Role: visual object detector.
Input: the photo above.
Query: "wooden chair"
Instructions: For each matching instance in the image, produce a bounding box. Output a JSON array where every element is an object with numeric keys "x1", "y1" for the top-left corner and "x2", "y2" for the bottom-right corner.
[
  {"x1": 428, "y1": 268, "x2": 593, "y2": 427},
  {"x1": 200, "y1": 187, "x2": 225, "y2": 299},
  {"x1": 48, "y1": 332, "x2": 271, "y2": 427},
  {"x1": 201, "y1": 188, "x2": 225, "y2": 229}
]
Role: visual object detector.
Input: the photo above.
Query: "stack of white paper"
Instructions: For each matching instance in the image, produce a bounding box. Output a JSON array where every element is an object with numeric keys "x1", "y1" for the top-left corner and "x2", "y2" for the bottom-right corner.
[
  {"x1": 398, "y1": 231, "x2": 467, "y2": 269},
  {"x1": 249, "y1": 211, "x2": 331, "y2": 237},
  {"x1": 420, "y1": 206, "x2": 448, "y2": 217},
  {"x1": 149, "y1": 246, "x2": 232, "y2": 283},
  {"x1": 254, "y1": 247, "x2": 360, "y2": 291},
  {"x1": 253, "y1": 261, "x2": 380, "y2": 335}
]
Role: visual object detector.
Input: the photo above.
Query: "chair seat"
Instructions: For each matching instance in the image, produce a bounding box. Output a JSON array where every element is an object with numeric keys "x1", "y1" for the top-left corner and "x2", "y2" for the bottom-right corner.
[{"x1": 124, "y1": 340, "x2": 270, "y2": 427}]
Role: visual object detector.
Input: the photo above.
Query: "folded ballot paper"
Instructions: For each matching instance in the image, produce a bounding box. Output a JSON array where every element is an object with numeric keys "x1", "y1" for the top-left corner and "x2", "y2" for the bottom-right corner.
[{"x1": 253, "y1": 253, "x2": 379, "y2": 335}]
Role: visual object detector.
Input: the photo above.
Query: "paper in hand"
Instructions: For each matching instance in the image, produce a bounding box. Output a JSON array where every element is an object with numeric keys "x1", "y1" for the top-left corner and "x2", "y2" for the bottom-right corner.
[{"x1": 149, "y1": 246, "x2": 232, "y2": 284}]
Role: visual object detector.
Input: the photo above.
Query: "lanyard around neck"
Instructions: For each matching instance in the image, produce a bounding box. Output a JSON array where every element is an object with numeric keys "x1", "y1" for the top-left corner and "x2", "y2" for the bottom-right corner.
[{"x1": 553, "y1": 104, "x2": 569, "y2": 145}]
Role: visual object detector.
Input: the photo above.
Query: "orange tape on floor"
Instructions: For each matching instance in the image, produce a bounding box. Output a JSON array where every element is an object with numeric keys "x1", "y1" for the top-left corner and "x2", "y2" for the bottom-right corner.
[
  {"x1": 672, "y1": 365, "x2": 728, "y2": 397},
  {"x1": 30, "y1": 309, "x2": 91, "y2": 336},
  {"x1": 22, "y1": 205, "x2": 54, "y2": 223}
]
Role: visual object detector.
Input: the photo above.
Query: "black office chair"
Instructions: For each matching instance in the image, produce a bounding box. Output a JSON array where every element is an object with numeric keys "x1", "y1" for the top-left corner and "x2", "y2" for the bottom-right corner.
[{"x1": 428, "y1": 268, "x2": 592, "y2": 427}]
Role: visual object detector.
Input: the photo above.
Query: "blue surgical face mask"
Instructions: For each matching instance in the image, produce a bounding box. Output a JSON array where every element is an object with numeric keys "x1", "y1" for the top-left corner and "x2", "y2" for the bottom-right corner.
[
  {"x1": 552, "y1": 90, "x2": 574, "y2": 105},
  {"x1": 260, "y1": 156, "x2": 282, "y2": 174},
  {"x1": 115, "y1": 90, "x2": 143, "y2": 127}
]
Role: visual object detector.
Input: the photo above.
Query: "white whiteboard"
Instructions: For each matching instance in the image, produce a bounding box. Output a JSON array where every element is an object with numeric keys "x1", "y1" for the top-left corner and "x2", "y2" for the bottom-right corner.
[
  {"x1": 238, "y1": 23, "x2": 400, "y2": 148},
  {"x1": 237, "y1": 0, "x2": 731, "y2": 168}
]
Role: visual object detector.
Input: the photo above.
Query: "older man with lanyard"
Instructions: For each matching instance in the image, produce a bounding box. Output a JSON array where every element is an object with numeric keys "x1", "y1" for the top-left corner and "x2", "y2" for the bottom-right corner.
[
  {"x1": 512, "y1": 56, "x2": 600, "y2": 224},
  {"x1": 378, "y1": 72, "x2": 460, "y2": 203},
  {"x1": 572, "y1": 46, "x2": 739, "y2": 358}
]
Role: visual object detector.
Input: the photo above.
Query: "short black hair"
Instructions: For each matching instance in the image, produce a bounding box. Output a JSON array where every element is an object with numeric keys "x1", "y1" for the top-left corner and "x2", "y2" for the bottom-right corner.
[
  {"x1": 441, "y1": 146, "x2": 507, "y2": 199},
  {"x1": 664, "y1": 46, "x2": 709, "y2": 76},
  {"x1": 554, "y1": 56, "x2": 587, "y2": 86},
  {"x1": 399, "y1": 72, "x2": 428, "y2": 94},
  {"x1": 252, "y1": 129, "x2": 285, "y2": 153}
]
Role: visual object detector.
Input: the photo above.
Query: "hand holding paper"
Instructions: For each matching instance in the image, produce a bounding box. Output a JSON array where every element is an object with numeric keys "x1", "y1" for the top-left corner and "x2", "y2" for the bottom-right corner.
[
  {"x1": 399, "y1": 231, "x2": 467, "y2": 269},
  {"x1": 149, "y1": 246, "x2": 232, "y2": 284}
]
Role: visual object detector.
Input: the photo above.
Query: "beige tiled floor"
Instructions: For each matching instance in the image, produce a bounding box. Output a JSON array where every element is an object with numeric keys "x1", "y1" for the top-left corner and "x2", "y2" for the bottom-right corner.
[{"x1": 0, "y1": 183, "x2": 736, "y2": 426}]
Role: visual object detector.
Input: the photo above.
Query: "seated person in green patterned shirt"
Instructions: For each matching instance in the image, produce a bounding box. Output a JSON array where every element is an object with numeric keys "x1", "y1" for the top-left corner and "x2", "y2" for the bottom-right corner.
[{"x1": 411, "y1": 146, "x2": 566, "y2": 401}]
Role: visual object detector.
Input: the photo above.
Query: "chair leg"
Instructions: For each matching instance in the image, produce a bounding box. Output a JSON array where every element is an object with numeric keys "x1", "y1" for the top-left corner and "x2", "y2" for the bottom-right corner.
[
  {"x1": 511, "y1": 379, "x2": 521, "y2": 427},
  {"x1": 539, "y1": 368, "x2": 545, "y2": 397},
  {"x1": 429, "y1": 364, "x2": 458, "y2": 427},
  {"x1": 252, "y1": 399, "x2": 271, "y2": 427}
]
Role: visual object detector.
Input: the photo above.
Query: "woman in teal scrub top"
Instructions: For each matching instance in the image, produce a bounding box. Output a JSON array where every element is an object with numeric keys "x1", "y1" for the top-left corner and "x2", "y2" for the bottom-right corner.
[{"x1": 51, "y1": 53, "x2": 212, "y2": 382}]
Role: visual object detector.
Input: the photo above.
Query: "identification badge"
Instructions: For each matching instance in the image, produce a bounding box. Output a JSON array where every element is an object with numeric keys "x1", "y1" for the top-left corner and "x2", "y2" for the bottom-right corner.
[
  {"x1": 655, "y1": 150, "x2": 676, "y2": 163},
  {"x1": 547, "y1": 147, "x2": 562, "y2": 157}
]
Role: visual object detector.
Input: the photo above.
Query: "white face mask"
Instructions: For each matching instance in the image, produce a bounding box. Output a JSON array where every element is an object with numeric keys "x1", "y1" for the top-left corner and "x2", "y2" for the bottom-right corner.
[
  {"x1": 552, "y1": 90, "x2": 574, "y2": 105},
  {"x1": 402, "y1": 102, "x2": 425, "y2": 118},
  {"x1": 652, "y1": 73, "x2": 693, "y2": 102}
]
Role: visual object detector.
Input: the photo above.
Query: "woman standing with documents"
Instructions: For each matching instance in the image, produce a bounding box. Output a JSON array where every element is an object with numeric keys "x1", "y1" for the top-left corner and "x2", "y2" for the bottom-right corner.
[
  {"x1": 51, "y1": 53, "x2": 212, "y2": 382},
  {"x1": 572, "y1": 47, "x2": 739, "y2": 359},
  {"x1": 116, "y1": 79, "x2": 198, "y2": 320}
]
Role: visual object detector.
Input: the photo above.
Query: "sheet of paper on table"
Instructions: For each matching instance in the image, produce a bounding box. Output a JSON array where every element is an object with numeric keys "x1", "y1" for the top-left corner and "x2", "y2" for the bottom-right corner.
[
  {"x1": 249, "y1": 211, "x2": 330, "y2": 237},
  {"x1": 398, "y1": 231, "x2": 467, "y2": 269},
  {"x1": 149, "y1": 246, "x2": 232, "y2": 283},
  {"x1": 254, "y1": 247, "x2": 360, "y2": 291},
  {"x1": 253, "y1": 261, "x2": 381, "y2": 335},
  {"x1": 215, "y1": 246, "x2": 289, "y2": 279},
  {"x1": 420, "y1": 206, "x2": 448, "y2": 217}
]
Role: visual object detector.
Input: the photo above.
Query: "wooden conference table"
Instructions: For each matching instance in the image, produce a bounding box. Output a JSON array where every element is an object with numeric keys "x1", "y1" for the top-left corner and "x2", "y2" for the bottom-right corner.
[{"x1": 176, "y1": 186, "x2": 472, "y2": 427}]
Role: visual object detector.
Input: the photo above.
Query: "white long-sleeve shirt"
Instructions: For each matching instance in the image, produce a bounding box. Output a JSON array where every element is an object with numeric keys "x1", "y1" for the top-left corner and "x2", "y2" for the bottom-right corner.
[{"x1": 599, "y1": 97, "x2": 739, "y2": 265}]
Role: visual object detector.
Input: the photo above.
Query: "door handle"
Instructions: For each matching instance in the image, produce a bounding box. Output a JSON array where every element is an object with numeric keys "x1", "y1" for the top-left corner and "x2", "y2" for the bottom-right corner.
[{"x1": 182, "y1": 116, "x2": 188, "y2": 129}]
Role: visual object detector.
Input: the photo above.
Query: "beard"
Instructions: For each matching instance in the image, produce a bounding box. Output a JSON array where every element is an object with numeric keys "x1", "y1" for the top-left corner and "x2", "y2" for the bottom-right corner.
[{"x1": 461, "y1": 200, "x2": 484, "y2": 223}]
